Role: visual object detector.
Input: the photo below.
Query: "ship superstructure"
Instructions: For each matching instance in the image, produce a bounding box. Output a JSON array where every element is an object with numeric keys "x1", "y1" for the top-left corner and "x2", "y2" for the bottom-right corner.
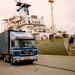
[{"x1": 0, "y1": 1, "x2": 52, "y2": 40}]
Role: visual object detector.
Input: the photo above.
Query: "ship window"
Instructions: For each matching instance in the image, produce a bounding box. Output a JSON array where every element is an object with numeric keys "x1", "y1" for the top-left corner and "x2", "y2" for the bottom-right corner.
[
  {"x1": 21, "y1": 20, "x2": 24, "y2": 24},
  {"x1": 19, "y1": 21, "x2": 21, "y2": 24},
  {"x1": 16, "y1": 23, "x2": 18, "y2": 25},
  {"x1": 31, "y1": 15, "x2": 37, "y2": 19},
  {"x1": 23, "y1": 20, "x2": 25, "y2": 23},
  {"x1": 28, "y1": 20, "x2": 30, "y2": 23},
  {"x1": 38, "y1": 31, "x2": 41, "y2": 32}
]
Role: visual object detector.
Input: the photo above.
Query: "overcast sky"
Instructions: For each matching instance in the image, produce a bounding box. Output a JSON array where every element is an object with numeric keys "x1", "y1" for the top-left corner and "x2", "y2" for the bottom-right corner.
[{"x1": 0, "y1": 0, "x2": 75, "y2": 34}]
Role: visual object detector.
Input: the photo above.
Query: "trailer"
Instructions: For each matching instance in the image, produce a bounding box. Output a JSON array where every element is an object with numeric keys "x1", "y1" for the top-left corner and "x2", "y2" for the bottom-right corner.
[{"x1": 0, "y1": 30, "x2": 37, "y2": 65}]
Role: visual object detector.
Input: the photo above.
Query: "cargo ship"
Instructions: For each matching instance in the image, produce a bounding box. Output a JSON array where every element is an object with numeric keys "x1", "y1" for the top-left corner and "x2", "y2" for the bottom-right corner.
[{"x1": 0, "y1": 0, "x2": 75, "y2": 55}]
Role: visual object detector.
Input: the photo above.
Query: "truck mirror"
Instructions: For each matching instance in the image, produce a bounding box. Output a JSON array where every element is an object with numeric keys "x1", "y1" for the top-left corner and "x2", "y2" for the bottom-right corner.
[{"x1": 11, "y1": 40, "x2": 15, "y2": 46}]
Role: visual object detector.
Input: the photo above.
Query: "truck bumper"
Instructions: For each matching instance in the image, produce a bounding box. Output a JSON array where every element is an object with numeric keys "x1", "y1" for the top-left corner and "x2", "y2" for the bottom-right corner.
[{"x1": 12, "y1": 55, "x2": 37, "y2": 63}]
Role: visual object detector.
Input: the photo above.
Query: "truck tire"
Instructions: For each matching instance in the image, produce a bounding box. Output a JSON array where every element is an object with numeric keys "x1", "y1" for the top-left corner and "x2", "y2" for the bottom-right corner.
[
  {"x1": 4, "y1": 56, "x2": 7, "y2": 62},
  {"x1": 10, "y1": 57, "x2": 14, "y2": 65}
]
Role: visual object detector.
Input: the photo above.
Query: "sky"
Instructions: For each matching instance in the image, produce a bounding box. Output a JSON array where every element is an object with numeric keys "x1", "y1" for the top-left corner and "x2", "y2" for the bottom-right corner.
[{"x1": 0, "y1": 0, "x2": 75, "y2": 34}]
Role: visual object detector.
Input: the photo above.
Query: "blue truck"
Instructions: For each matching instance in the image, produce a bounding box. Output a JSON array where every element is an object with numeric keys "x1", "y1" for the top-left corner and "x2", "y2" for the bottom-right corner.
[{"x1": 0, "y1": 30, "x2": 37, "y2": 65}]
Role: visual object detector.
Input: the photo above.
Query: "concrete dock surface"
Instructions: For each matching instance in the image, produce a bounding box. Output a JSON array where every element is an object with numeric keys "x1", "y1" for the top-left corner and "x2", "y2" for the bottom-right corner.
[
  {"x1": 34, "y1": 54, "x2": 75, "y2": 75},
  {"x1": 0, "y1": 54, "x2": 75, "y2": 75}
]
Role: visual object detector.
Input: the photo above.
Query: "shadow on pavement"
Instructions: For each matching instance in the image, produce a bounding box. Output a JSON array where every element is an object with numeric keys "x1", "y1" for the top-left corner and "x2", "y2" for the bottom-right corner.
[{"x1": 34, "y1": 63, "x2": 75, "y2": 72}]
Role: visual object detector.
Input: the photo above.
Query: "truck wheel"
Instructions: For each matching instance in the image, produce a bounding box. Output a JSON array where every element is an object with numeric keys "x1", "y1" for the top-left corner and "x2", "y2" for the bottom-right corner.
[
  {"x1": 10, "y1": 57, "x2": 14, "y2": 65},
  {"x1": 4, "y1": 56, "x2": 7, "y2": 62},
  {"x1": 4, "y1": 57, "x2": 7, "y2": 62}
]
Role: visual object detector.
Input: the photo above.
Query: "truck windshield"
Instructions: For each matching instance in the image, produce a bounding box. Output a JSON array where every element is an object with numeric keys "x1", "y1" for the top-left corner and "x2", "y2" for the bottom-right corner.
[{"x1": 15, "y1": 40, "x2": 36, "y2": 48}]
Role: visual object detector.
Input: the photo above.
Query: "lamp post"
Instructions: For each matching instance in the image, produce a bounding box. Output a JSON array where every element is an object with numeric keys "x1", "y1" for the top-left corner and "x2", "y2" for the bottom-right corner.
[{"x1": 48, "y1": 0, "x2": 54, "y2": 34}]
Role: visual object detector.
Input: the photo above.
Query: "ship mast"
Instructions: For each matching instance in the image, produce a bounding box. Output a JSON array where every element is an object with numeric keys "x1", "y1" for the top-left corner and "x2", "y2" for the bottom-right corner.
[{"x1": 48, "y1": 0, "x2": 54, "y2": 34}]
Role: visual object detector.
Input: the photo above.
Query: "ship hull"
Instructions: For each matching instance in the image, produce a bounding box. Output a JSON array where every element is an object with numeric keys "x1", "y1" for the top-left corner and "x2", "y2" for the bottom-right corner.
[{"x1": 37, "y1": 37, "x2": 75, "y2": 56}]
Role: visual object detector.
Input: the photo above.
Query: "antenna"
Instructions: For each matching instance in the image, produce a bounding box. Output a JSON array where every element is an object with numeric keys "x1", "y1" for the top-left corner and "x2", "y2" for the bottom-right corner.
[
  {"x1": 15, "y1": 0, "x2": 31, "y2": 15},
  {"x1": 15, "y1": 0, "x2": 21, "y2": 2},
  {"x1": 15, "y1": 0, "x2": 22, "y2": 6}
]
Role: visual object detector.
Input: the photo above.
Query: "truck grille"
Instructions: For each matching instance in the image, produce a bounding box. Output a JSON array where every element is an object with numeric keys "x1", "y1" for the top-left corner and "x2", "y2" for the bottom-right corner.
[{"x1": 21, "y1": 50, "x2": 33, "y2": 55}]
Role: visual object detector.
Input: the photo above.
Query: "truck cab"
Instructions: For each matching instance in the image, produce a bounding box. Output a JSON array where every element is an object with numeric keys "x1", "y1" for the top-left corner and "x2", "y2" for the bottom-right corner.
[{"x1": 10, "y1": 31, "x2": 37, "y2": 64}]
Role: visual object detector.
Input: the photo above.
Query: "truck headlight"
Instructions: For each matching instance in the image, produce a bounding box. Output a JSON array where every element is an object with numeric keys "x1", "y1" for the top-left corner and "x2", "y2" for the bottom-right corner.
[{"x1": 13, "y1": 57, "x2": 20, "y2": 60}]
